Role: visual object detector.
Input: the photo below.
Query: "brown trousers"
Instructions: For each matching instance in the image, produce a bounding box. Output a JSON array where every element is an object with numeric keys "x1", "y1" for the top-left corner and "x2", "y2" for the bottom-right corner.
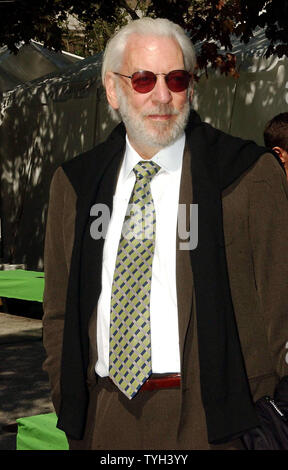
[{"x1": 68, "y1": 377, "x2": 245, "y2": 450}]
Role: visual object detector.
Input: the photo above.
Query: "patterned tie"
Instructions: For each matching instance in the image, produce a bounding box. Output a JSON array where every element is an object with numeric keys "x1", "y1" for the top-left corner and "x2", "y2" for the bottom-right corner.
[{"x1": 109, "y1": 160, "x2": 160, "y2": 399}]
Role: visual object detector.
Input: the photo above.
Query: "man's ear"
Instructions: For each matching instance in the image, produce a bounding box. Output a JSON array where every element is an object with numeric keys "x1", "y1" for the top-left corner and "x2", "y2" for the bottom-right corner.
[
  {"x1": 188, "y1": 78, "x2": 194, "y2": 104},
  {"x1": 189, "y1": 86, "x2": 194, "y2": 104},
  {"x1": 104, "y1": 72, "x2": 119, "y2": 110},
  {"x1": 272, "y1": 146, "x2": 287, "y2": 164}
]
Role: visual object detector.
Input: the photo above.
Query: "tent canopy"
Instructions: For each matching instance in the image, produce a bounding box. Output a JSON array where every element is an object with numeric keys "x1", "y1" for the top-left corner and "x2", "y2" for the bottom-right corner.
[
  {"x1": 0, "y1": 51, "x2": 111, "y2": 269},
  {"x1": 194, "y1": 28, "x2": 288, "y2": 144},
  {"x1": 0, "y1": 40, "x2": 83, "y2": 93}
]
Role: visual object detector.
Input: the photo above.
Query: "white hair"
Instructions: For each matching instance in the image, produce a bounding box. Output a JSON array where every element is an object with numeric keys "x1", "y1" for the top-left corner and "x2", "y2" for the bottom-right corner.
[{"x1": 101, "y1": 17, "x2": 196, "y2": 85}]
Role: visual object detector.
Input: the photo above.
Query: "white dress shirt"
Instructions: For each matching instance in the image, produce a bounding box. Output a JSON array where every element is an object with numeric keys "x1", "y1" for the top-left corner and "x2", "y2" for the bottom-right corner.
[{"x1": 95, "y1": 132, "x2": 185, "y2": 377}]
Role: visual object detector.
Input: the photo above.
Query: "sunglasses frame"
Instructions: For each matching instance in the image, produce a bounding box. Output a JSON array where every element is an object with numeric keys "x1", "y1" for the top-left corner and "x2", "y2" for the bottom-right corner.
[{"x1": 113, "y1": 69, "x2": 192, "y2": 94}]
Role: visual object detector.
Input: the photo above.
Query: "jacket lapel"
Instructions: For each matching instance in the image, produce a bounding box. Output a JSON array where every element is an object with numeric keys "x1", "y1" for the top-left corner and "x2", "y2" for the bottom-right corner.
[{"x1": 176, "y1": 144, "x2": 194, "y2": 367}]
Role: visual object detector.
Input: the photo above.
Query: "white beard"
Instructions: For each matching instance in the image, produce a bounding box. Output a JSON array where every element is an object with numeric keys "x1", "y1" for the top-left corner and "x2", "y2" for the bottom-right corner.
[{"x1": 115, "y1": 82, "x2": 191, "y2": 152}]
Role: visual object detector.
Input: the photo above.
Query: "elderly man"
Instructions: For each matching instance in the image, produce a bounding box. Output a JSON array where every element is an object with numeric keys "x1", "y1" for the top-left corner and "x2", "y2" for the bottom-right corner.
[{"x1": 43, "y1": 17, "x2": 288, "y2": 450}]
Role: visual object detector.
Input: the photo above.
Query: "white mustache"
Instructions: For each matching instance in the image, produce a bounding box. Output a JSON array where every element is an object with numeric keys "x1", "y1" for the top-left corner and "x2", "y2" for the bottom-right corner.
[{"x1": 141, "y1": 107, "x2": 179, "y2": 117}]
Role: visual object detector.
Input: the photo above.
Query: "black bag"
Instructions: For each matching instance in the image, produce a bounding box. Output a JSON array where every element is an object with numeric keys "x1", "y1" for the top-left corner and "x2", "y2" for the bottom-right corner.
[{"x1": 242, "y1": 376, "x2": 288, "y2": 450}]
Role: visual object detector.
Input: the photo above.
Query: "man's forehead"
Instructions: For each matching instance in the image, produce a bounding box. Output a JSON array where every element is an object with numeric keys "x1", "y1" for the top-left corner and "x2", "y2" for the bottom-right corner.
[
  {"x1": 124, "y1": 33, "x2": 181, "y2": 53},
  {"x1": 122, "y1": 33, "x2": 184, "y2": 71}
]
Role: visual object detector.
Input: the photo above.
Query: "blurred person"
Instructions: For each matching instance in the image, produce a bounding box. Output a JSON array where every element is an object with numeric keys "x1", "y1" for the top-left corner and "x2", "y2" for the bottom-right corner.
[{"x1": 264, "y1": 112, "x2": 288, "y2": 179}]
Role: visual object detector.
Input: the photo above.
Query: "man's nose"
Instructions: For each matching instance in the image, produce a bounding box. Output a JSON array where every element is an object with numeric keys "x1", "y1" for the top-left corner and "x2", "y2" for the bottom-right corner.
[{"x1": 151, "y1": 75, "x2": 172, "y2": 104}]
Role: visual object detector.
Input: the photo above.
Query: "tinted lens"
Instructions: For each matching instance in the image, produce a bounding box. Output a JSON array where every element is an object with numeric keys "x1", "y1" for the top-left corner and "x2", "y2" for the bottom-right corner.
[
  {"x1": 130, "y1": 70, "x2": 191, "y2": 93},
  {"x1": 166, "y1": 70, "x2": 191, "y2": 92},
  {"x1": 131, "y1": 71, "x2": 156, "y2": 93}
]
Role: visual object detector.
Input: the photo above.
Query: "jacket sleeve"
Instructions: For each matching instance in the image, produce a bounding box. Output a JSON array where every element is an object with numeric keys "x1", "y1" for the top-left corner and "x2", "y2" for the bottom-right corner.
[
  {"x1": 42, "y1": 166, "x2": 77, "y2": 415},
  {"x1": 249, "y1": 153, "x2": 288, "y2": 380}
]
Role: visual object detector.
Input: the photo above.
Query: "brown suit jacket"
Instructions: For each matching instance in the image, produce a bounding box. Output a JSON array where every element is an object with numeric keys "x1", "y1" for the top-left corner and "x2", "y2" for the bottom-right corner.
[{"x1": 43, "y1": 145, "x2": 288, "y2": 449}]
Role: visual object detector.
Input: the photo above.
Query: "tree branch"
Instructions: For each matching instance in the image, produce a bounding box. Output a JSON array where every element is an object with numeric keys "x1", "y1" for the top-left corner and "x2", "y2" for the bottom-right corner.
[{"x1": 117, "y1": 0, "x2": 141, "y2": 20}]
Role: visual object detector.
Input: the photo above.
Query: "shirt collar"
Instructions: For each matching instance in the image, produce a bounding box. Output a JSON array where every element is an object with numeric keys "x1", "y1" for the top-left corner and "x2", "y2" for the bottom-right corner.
[{"x1": 122, "y1": 132, "x2": 185, "y2": 181}]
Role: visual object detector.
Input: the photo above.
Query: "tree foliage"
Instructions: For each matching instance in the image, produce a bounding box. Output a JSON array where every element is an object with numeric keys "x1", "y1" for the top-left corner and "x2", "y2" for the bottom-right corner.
[{"x1": 0, "y1": 0, "x2": 287, "y2": 76}]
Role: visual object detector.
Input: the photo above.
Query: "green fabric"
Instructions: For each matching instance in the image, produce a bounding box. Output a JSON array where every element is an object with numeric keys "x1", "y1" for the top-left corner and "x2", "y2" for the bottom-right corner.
[
  {"x1": 0, "y1": 269, "x2": 44, "y2": 302},
  {"x1": 16, "y1": 413, "x2": 69, "y2": 450},
  {"x1": 109, "y1": 161, "x2": 160, "y2": 399}
]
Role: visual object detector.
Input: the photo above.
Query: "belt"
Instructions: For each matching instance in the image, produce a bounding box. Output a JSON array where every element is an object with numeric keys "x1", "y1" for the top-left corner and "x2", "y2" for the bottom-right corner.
[
  {"x1": 108, "y1": 374, "x2": 181, "y2": 392},
  {"x1": 141, "y1": 373, "x2": 181, "y2": 391}
]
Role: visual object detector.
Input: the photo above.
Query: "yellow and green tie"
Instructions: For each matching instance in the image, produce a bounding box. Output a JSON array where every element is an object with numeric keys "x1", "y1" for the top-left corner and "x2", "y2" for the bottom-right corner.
[{"x1": 109, "y1": 160, "x2": 160, "y2": 399}]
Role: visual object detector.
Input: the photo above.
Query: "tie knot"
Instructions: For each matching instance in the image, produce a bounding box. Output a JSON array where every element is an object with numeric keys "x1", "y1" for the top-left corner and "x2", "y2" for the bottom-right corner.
[{"x1": 133, "y1": 161, "x2": 160, "y2": 181}]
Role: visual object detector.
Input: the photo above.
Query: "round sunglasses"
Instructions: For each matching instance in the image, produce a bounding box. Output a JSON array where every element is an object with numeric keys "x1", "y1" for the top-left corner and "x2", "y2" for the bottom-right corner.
[{"x1": 113, "y1": 70, "x2": 192, "y2": 94}]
